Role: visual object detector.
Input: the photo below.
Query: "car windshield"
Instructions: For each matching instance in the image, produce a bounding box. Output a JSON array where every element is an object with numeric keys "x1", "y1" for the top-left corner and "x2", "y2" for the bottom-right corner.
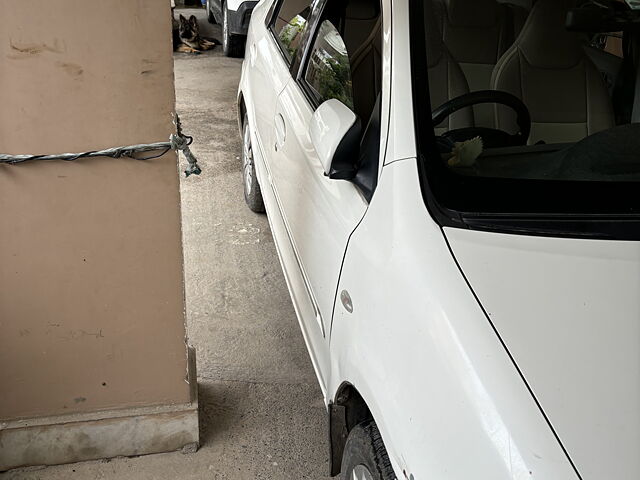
[{"x1": 411, "y1": 0, "x2": 640, "y2": 229}]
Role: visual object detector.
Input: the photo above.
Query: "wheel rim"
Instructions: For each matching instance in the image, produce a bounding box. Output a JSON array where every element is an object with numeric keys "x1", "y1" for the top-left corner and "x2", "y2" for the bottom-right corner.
[
  {"x1": 351, "y1": 465, "x2": 374, "y2": 480},
  {"x1": 242, "y1": 124, "x2": 253, "y2": 195}
]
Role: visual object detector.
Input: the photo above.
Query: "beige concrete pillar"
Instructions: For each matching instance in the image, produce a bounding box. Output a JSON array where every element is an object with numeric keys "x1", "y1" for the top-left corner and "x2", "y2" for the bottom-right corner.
[{"x1": 0, "y1": 0, "x2": 198, "y2": 470}]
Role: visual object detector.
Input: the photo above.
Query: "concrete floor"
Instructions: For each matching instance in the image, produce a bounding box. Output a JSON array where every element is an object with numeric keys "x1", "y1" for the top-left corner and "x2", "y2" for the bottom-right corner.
[{"x1": 2, "y1": 9, "x2": 331, "y2": 480}]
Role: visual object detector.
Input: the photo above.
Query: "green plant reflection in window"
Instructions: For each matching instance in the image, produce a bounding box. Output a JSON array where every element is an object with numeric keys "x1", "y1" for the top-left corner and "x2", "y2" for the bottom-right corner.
[
  {"x1": 305, "y1": 21, "x2": 354, "y2": 110},
  {"x1": 279, "y1": 14, "x2": 307, "y2": 61}
]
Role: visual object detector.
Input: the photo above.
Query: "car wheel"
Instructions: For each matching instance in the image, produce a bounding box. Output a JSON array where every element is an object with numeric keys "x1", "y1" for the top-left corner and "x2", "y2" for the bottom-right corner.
[
  {"x1": 222, "y1": 2, "x2": 245, "y2": 58},
  {"x1": 206, "y1": 0, "x2": 216, "y2": 23},
  {"x1": 242, "y1": 115, "x2": 265, "y2": 213},
  {"x1": 341, "y1": 421, "x2": 396, "y2": 480}
]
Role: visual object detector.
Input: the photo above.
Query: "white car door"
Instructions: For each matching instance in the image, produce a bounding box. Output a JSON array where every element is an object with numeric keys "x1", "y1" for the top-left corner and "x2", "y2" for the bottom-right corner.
[
  {"x1": 269, "y1": 6, "x2": 381, "y2": 387},
  {"x1": 244, "y1": 0, "x2": 312, "y2": 169}
]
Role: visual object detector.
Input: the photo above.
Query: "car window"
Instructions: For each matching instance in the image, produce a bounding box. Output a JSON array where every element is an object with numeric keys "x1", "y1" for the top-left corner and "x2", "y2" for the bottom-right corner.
[
  {"x1": 298, "y1": 0, "x2": 381, "y2": 122},
  {"x1": 303, "y1": 20, "x2": 354, "y2": 110},
  {"x1": 410, "y1": 0, "x2": 640, "y2": 232},
  {"x1": 419, "y1": 0, "x2": 640, "y2": 180},
  {"x1": 297, "y1": 0, "x2": 382, "y2": 202},
  {"x1": 270, "y1": 0, "x2": 312, "y2": 65}
]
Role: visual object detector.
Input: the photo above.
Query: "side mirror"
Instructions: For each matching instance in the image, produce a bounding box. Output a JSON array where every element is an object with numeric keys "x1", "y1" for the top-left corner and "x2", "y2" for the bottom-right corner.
[{"x1": 309, "y1": 99, "x2": 361, "y2": 180}]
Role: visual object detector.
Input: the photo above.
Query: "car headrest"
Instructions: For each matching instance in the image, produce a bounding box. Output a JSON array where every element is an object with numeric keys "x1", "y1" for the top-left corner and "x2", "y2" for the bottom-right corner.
[{"x1": 513, "y1": 0, "x2": 583, "y2": 68}]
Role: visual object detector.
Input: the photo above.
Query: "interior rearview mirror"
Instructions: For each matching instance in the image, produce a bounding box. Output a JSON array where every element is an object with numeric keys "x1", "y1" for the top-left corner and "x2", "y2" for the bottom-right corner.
[{"x1": 309, "y1": 99, "x2": 361, "y2": 180}]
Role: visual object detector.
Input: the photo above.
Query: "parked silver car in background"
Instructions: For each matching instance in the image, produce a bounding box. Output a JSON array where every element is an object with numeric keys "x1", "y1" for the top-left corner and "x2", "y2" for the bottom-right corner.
[{"x1": 206, "y1": 0, "x2": 258, "y2": 56}]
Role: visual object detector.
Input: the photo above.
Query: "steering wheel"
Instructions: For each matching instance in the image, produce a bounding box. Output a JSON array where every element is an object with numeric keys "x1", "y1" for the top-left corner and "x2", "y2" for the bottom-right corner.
[{"x1": 432, "y1": 90, "x2": 531, "y2": 149}]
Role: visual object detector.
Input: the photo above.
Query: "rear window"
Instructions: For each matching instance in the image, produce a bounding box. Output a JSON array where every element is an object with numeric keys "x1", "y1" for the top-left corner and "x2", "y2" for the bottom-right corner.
[{"x1": 270, "y1": 0, "x2": 313, "y2": 65}]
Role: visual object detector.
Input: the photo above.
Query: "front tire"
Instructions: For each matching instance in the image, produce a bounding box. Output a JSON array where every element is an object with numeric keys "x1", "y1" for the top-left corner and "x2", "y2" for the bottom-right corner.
[
  {"x1": 242, "y1": 115, "x2": 265, "y2": 213},
  {"x1": 222, "y1": 2, "x2": 245, "y2": 57},
  {"x1": 340, "y1": 422, "x2": 396, "y2": 480}
]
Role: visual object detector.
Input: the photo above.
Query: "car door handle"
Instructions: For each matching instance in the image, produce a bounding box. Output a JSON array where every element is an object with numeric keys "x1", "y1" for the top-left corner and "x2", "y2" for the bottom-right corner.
[{"x1": 274, "y1": 113, "x2": 286, "y2": 151}]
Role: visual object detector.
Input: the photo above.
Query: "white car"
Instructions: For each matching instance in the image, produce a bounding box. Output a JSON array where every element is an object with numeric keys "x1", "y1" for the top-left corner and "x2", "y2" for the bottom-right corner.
[{"x1": 237, "y1": 0, "x2": 640, "y2": 478}]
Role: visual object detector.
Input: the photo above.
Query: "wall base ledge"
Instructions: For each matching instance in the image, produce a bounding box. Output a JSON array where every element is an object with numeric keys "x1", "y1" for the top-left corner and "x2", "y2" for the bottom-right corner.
[{"x1": 0, "y1": 348, "x2": 198, "y2": 471}]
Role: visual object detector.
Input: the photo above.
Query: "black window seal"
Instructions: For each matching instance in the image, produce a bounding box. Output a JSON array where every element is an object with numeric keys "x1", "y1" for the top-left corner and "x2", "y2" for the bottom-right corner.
[
  {"x1": 408, "y1": 0, "x2": 464, "y2": 230},
  {"x1": 294, "y1": 0, "x2": 330, "y2": 109},
  {"x1": 266, "y1": 0, "x2": 293, "y2": 69},
  {"x1": 265, "y1": 0, "x2": 280, "y2": 29}
]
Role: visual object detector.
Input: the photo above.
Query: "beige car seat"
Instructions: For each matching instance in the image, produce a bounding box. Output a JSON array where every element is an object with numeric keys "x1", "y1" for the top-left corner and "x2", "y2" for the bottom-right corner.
[
  {"x1": 425, "y1": 0, "x2": 474, "y2": 135},
  {"x1": 491, "y1": 0, "x2": 615, "y2": 144},
  {"x1": 350, "y1": 0, "x2": 472, "y2": 135},
  {"x1": 434, "y1": 0, "x2": 528, "y2": 127}
]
